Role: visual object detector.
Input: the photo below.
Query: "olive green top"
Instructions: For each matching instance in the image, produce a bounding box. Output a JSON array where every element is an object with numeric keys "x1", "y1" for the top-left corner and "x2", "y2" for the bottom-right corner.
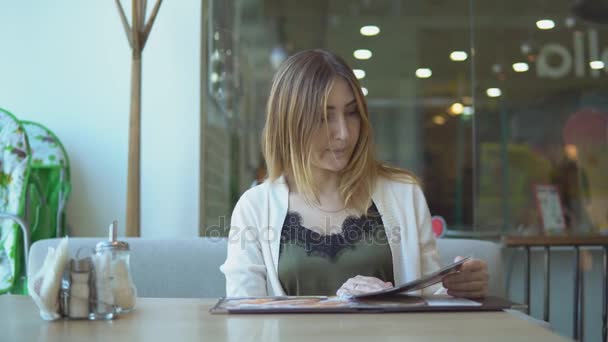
[{"x1": 278, "y1": 203, "x2": 394, "y2": 296}]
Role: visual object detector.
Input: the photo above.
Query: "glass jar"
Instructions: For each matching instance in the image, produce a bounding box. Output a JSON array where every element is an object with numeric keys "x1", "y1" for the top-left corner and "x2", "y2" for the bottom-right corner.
[
  {"x1": 90, "y1": 221, "x2": 137, "y2": 319},
  {"x1": 68, "y1": 257, "x2": 91, "y2": 319}
]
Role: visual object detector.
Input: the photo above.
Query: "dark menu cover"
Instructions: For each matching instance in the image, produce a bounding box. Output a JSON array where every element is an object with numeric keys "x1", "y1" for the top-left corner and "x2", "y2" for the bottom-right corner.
[{"x1": 209, "y1": 295, "x2": 516, "y2": 314}]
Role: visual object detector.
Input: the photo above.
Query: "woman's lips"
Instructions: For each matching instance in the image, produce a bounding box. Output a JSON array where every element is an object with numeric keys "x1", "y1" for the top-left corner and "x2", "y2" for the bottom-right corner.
[{"x1": 329, "y1": 148, "x2": 348, "y2": 158}]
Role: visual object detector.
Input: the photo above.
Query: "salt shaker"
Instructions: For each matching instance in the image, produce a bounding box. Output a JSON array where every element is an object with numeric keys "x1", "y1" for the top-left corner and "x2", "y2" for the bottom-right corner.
[
  {"x1": 90, "y1": 245, "x2": 115, "y2": 320},
  {"x1": 68, "y1": 257, "x2": 91, "y2": 318},
  {"x1": 94, "y1": 220, "x2": 137, "y2": 314}
]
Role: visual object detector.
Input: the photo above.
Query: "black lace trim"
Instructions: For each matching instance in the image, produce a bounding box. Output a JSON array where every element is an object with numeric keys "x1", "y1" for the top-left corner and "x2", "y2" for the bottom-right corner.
[{"x1": 280, "y1": 203, "x2": 386, "y2": 260}]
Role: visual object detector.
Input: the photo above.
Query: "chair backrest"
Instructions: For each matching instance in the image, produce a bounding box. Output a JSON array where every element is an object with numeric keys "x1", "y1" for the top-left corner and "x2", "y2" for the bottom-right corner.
[
  {"x1": 0, "y1": 107, "x2": 31, "y2": 294},
  {"x1": 29, "y1": 237, "x2": 505, "y2": 298},
  {"x1": 29, "y1": 238, "x2": 227, "y2": 298},
  {"x1": 436, "y1": 238, "x2": 505, "y2": 297},
  {"x1": 22, "y1": 121, "x2": 71, "y2": 240}
]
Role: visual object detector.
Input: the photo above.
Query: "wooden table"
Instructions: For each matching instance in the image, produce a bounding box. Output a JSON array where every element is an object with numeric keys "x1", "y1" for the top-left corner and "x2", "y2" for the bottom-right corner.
[
  {"x1": 503, "y1": 234, "x2": 608, "y2": 341},
  {"x1": 1, "y1": 295, "x2": 569, "y2": 342}
]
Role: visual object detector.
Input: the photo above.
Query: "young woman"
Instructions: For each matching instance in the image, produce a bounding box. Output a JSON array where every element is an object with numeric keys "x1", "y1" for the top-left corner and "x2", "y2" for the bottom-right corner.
[{"x1": 220, "y1": 49, "x2": 488, "y2": 298}]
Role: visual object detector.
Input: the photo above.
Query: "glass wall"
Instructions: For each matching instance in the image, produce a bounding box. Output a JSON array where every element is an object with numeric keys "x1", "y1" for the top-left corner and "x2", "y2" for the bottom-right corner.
[
  {"x1": 201, "y1": 0, "x2": 608, "y2": 237},
  {"x1": 474, "y1": 2, "x2": 608, "y2": 236}
]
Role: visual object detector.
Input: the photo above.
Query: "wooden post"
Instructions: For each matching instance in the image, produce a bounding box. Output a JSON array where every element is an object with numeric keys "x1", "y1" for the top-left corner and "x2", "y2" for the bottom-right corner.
[{"x1": 115, "y1": 0, "x2": 163, "y2": 237}]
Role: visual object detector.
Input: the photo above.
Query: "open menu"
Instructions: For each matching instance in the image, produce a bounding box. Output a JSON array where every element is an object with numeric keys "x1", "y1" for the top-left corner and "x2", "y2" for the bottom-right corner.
[
  {"x1": 209, "y1": 295, "x2": 514, "y2": 314},
  {"x1": 352, "y1": 256, "x2": 470, "y2": 299},
  {"x1": 210, "y1": 256, "x2": 516, "y2": 314}
]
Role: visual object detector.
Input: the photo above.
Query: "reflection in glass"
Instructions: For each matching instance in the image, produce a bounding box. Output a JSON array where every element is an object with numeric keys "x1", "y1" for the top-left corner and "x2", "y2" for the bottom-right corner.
[{"x1": 202, "y1": 0, "x2": 608, "y2": 237}]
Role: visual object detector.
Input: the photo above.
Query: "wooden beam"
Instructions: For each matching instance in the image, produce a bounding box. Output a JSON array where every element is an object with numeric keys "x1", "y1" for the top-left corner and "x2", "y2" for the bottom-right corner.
[
  {"x1": 114, "y1": 0, "x2": 133, "y2": 48},
  {"x1": 141, "y1": 0, "x2": 148, "y2": 26},
  {"x1": 122, "y1": 0, "x2": 161, "y2": 237},
  {"x1": 131, "y1": 0, "x2": 141, "y2": 51},
  {"x1": 126, "y1": 0, "x2": 143, "y2": 237},
  {"x1": 125, "y1": 56, "x2": 142, "y2": 237},
  {"x1": 142, "y1": 0, "x2": 162, "y2": 48},
  {"x1": 136, "y1": 0, "x2": 146, "y2": 31}
]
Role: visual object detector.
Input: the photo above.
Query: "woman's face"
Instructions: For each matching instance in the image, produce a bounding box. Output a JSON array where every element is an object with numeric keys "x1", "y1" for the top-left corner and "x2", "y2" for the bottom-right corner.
[{"x1": 310, "y1": 77, "x2": 361, "y2": 174}]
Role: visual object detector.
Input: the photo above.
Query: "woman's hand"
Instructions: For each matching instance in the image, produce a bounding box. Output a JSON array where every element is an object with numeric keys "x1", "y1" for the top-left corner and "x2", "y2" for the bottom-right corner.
[
  {"x1": 336, "y1": 275, "x2": 393, "y2": 297},
  {"x1": 442, "y1": 256, "x2": 489, "y2": 298}
]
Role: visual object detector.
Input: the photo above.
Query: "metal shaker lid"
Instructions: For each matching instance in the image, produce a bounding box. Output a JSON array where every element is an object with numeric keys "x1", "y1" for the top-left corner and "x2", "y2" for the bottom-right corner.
[{"x1": 95, "y1": 220, "x2": 130, "y2": 252}]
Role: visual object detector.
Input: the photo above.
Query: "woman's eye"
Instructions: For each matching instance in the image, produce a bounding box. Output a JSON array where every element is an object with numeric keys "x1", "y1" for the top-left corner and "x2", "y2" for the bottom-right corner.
[
  {"x1": 348, "y1": 110, "x2": 359, "y2": 116},
  {"x1": 324, "y1": 113, "x2": 336, "y2": 122}
]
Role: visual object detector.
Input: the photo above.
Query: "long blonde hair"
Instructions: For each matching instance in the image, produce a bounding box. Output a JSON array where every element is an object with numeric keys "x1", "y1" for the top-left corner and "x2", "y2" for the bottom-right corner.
[{"x1": 262, "y1": 49, "x2": 416, "y2": 214}]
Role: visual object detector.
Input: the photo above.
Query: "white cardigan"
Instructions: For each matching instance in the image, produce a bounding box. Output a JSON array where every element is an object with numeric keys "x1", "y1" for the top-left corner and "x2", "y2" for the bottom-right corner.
[{"x1": 220, "y1": 175, "x2": 443, "y2": 297}]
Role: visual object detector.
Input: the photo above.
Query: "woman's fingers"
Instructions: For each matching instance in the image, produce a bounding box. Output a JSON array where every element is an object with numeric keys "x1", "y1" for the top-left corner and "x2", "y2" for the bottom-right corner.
[
  {"x1": 443, "y1": 271, "x2": 489, "y2": 285},
  {"x1": 354, "y1": 275, "x2": 393, "y2": 288},
  {"x1": 337, "y1": 276, "x2": 393, "y2": 296},
  {"x1": 350, "y1": 275, "x2": 392, "y2": 290},
  {"x1": 460, "y1": 259, "x2": 486, "y2": 272},
  {"x1": 443, "y1": 257, "x2": 489, "y2": 298},
  {"x1": 443, "y1": 280, "x2": 486, "y2": 292},
  {"x1": 347, "y1": 281, "x2": 389, "y2": 294},
  {"x1": 447, "y1": 287, "x2": 487, "y2": 299},
  {"x1": 336, "y1": 287, "x2": 351, "y2": 297}
]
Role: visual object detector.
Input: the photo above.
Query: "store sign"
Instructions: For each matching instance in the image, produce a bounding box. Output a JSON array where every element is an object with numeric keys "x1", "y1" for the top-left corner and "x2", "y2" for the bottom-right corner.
[{"x1": 537, "y1": 29, "x2": 608, "y2": 79}]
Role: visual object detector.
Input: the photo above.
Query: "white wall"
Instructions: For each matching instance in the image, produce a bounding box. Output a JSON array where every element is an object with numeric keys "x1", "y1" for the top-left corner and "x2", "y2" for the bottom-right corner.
[{"x1": 0, "y1": 0, "x2": 200, "y2": 238}]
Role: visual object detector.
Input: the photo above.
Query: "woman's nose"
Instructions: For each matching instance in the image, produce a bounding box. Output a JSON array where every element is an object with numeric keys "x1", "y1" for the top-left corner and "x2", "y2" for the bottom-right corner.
[{"x1": 332, "y1": 114, "x2": 349, "y2": 140}]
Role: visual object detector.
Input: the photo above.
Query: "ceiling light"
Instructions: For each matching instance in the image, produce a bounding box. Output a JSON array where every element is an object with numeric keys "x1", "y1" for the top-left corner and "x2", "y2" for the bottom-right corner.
[
  {"x1": 450, "y1": 51, "x2": 468, "y2": 62},
  {"x1": 536, "y1": 19, "x2": 555, "y2": 30},
  {"x1": 210, "y1": 72, "x2": 220, "y2": 83},
  {"x1": 449, "y1": 103, "x2": 464, "y2": 116},
  {"x1": 270, "y1": 46, "x2": 288, "y2": 70},
  {"x1": 360, "y1": 25, "x2": 380, "y2": 36},
  {"x1": 361, "y1": 87, "x2": 368, "y2": 96},
  {"x1": 211, "y1": 50, "x2": 221, "y2": 61},
  {"x1": 590, "y1": 60, "x2": 605, "y2": 70},
  {"x1": 512, "y1": 62, "x2": 529, "y2": 72},
  {"x1": 353, "y1": 69, "x2": 366, "y2": 79},
  {"x1": 433, "y1": 116, "x2": 446, "y2": 125},
  {"x1": 354, "y1": 49, "x2": 372, "y2": 60},
  {"x1": 486, "y1": 88, "x2": 502, "y2": 98},
  {"x1": 565, "y1": 16, "x2": 576, "y2": 28},
  {"x1": 415, "y1": 68, "x2": 432, "y2": 78},
  {"x1": 564, "y1": 144, "x2": 578, "y2": 161}
]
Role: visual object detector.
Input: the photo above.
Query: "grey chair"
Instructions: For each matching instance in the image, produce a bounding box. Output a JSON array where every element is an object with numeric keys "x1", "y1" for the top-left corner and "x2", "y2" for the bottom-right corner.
[
  {"x1": 29, "y1": 237, "x2": 504, "y2": 298},
  {"x1": 436, "y1": 238, "x2": 505, "y2": 297}
]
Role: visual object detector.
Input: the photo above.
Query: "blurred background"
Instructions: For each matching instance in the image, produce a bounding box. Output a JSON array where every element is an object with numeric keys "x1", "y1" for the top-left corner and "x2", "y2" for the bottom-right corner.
[
  {"x1": 1, "y1": 1, "x2": 607, "y2": 340},
  {"x1": 202, "y1": 0, "x2": 608, "y2": 238}
]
